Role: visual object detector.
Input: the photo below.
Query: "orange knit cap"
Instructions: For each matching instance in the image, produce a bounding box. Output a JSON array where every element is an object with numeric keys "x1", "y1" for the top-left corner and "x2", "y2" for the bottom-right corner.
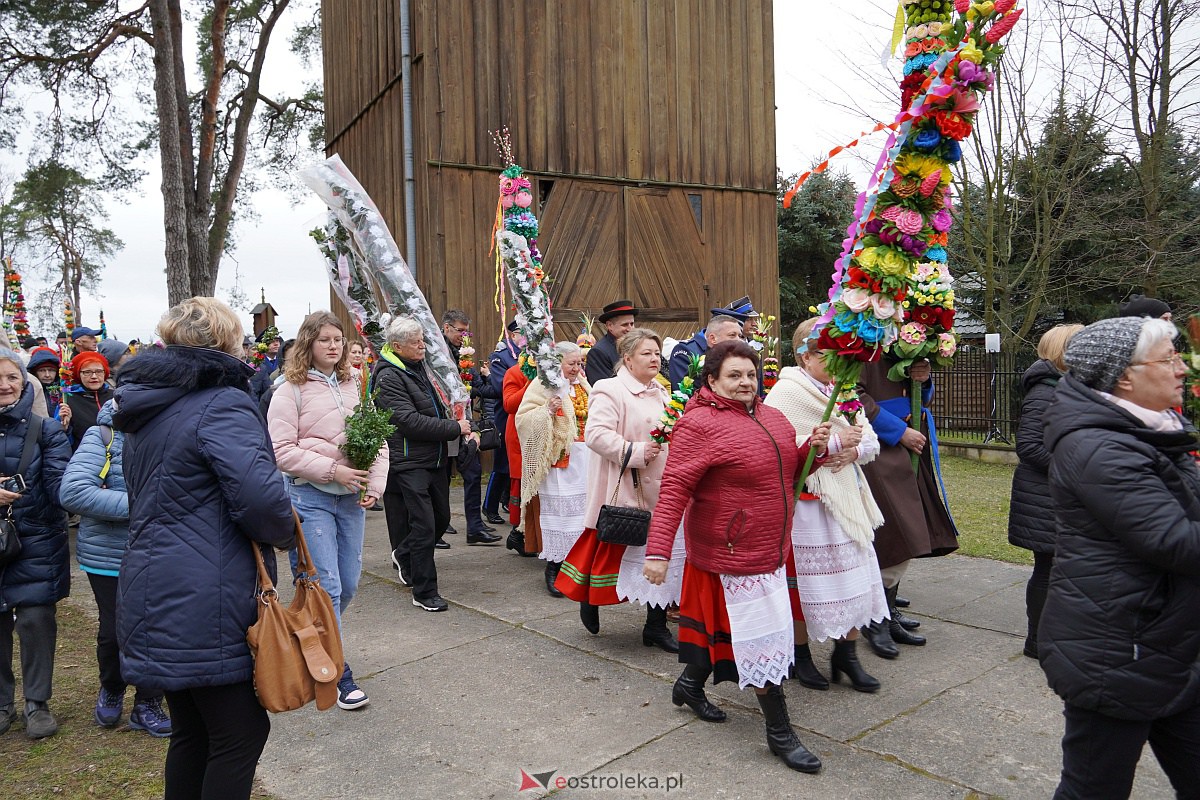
[{"x1": 70, "y1": 351, "x2": 110, "y2": 383}]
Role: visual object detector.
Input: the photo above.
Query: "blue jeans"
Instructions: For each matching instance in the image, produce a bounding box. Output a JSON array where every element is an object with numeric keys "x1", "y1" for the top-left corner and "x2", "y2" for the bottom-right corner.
[{"x1": 288, "y1": 481, "x2": 365, "y2": 631}]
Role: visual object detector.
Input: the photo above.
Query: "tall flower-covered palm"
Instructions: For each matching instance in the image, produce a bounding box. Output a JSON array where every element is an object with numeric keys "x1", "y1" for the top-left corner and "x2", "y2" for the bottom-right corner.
[
  {"x1": 491, "y1": 127, "x2": 566, "y2": 392},
  {"x1": 789, "y1": 0, "x2": 1024, "y2": 488}
]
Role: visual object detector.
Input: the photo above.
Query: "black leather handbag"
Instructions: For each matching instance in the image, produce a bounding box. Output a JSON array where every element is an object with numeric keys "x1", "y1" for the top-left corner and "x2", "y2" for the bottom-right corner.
[
  {"x1": 477, "y1": 422, "x2": 501, "y2": 452},
  {"x1": 596, "y1": 444, "x2": 651, "y2": 547},
  {"x1": 0, "y1": 415, "x2": 42, "y2": 566}
]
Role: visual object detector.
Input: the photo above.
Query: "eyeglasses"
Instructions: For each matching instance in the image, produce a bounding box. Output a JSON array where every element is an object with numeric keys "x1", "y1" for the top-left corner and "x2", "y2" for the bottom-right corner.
[
  {"x1": 79, "y1": 369, "x2": 107, "y2": 378},
  {"x1": 1133, "y1": 352, "x2": 1185, "y2": 369},
  {"x1": 315, "y1": 337, "x2": 345, "y2": 347},
  {"x1": 446, "y1": 326, "x2": 470, "y2": 334}
]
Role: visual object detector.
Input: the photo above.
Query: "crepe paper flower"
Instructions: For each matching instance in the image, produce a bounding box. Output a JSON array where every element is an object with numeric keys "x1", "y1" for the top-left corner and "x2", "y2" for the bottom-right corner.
[
  {"x1": 960, "y1": 37, "x2": 985, "y2": 63},
  {"x1": 871, "y1": 293, "x2": 900, "y2": 321},
  {"x1": 881, "y1": 205, "x2": 903, "y2": 222},
  {"x1": 955, "y1": 0, "x2": 970, "y2": 11},
  {"x1": 938, "y1": 332, "x2": 958, "y2": 358},
  {"x1": 842, "y1": 287, "x2": 873, "y2": 313},
  {"x1": 914, "y1": 128, "x2": 942, "y2": 150},
  {"x1": 900, "y1": 322, "x2": 929, "y2": 344},
  {"x1": 896, "y1": 209, "x2": 926, "y2": 235},
  {"x1": 933, "y1": 109, "x2": 975, "y2": 140},
  {"x1": 499, "y1": 176, "x2": 518, "y2": 195},
  {"x1": 985, "y1": 8, "x2": 1024, "y2": 42},
  {"x1": 995, "y1": 0, "x2": 1016, "y2": 12}
]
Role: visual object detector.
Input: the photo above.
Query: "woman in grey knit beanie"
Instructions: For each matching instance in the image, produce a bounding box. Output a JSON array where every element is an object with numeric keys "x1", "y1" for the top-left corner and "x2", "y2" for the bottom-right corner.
[{"x1": 1038, "y1": 314, "x2": 1198, "y2": 797}]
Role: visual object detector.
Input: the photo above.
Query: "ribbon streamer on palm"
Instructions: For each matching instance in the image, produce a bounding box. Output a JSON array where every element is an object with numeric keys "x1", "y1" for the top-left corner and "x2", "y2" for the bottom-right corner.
[
  {"x1": 490, "y1": 128, "x2": 566, "y2": 392},
  {"x1": 787, "y1": 0, "x2": 1024, "y2": 490},
  {"x1": 302, "y1": 155, "x2": 470, "y2": 412}
]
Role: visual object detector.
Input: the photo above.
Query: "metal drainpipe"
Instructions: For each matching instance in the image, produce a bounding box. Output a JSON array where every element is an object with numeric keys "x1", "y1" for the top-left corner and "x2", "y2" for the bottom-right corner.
[{"x1": 400, "y1": 0, "x2": 418, "y2": 275}]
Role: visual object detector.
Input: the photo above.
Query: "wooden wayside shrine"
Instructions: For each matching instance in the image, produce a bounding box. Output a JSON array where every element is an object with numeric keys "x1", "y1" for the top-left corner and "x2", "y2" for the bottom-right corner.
[{"x1": 321, "y1": 1, "x2": 778, "y2": 344}]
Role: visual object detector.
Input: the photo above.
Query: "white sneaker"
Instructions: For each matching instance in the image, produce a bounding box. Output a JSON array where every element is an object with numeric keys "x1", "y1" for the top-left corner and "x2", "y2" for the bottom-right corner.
[{"x1": 391, "y1": 550, "x2": 411, "y2": 586}]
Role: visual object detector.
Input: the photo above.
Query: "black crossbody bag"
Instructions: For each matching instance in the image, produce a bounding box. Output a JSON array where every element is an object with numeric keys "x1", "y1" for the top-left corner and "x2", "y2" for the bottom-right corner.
[{"x1": 595, "y1": 444, "x2": 651, "y2": 547}]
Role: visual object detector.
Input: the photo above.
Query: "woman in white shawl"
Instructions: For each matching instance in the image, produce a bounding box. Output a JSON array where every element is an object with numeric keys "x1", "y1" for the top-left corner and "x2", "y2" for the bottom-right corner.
[
  {"x1": 763, "y1": 318, "x2": 889, "y2": 693},
  {"x1": 515, "y1": 342, "x2": 592, "y2": 596}
]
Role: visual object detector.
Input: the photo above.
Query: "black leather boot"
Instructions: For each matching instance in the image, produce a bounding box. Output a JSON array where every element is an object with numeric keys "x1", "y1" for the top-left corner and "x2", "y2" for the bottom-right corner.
[
  {"x1": 894, "y1": 582, "x2": 911, "y2": 608},
  {"x1": 544, "y1": 561, "x2": 564, "y2": 597},
  {"x1": 789, "y1": 643, "x2": 829, "y2": 690},
  {"x1": 755, "y1": 684, "x2": 821, "y2": 774},
  {"x1": 890, "y1": 582, "x2": 920, "y2": 629},
  {"x1": 643, "y1": 606, "x2": 679, "y2": 653},
  {"x1": 886, "y1": 585, "x2": 926, "y2": 646},
  {"x1": 830, "y1": 638, "x2": 880, "y2": 693},
  {"x1": 506, "y1": 527, "x2": 535, "y2": 557},
  {"x1": 861, "y1": 618, "x2": 898, "y2": 659},
  {"x1": 671, "y1": 664, "x2": 726, "y2": 722},
  {"x1": 579, "y1": 602, "x2": 600, "y2": 634}
]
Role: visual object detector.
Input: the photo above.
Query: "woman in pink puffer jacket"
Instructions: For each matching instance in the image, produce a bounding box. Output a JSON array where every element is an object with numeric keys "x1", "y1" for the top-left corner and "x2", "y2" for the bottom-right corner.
[{"x1": 267, "y1": 311, "x2": 388, "y2": 712}]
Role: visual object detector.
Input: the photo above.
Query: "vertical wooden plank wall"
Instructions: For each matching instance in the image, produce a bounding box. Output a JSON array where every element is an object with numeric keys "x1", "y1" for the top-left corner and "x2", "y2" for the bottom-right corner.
[{"x1": 323, "y1": 0, "x2": 779, "y2": 346}]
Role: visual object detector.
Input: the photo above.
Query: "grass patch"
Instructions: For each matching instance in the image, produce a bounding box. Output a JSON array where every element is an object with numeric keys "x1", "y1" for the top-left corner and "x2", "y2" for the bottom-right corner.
[
  {"x1": 939, "y1": 454, "x2": 1032, "y2": 566},
  {"x1": 1, "y1": 601, "x2": 276, "y2": 799}
]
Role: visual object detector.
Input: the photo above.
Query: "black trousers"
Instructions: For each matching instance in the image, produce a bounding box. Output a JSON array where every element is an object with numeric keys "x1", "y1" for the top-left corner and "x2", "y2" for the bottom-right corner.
[
  {"x1": 163, "y1": 681, "x2": 270, "y2": 800},
  {"x1": 1026, "y1": 551, "x2": 1053, "y2": 651},
  {"x1": 86, "y1": 573, "x2": 159, "y2": 702},
  {"x1": 483, "y1": 439, "x2": 510, "y2": 515},
  {"x1": 384, "y1": 464, "x2": 451, "y2": 601},
  {"x1": 1055, "y1": 702, "x2": 1200, "y2": 799},
  {"x1": 451, "y1": 447, "x2": 484, "y2": 534},
  {"x1": 0, "y1": 603, "x2": 56, "y2": 705}
]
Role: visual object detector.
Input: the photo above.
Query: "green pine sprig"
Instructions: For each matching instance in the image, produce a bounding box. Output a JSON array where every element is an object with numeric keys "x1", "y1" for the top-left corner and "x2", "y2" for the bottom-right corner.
[{"x1": 342, "y1": 388, "x2": 396, "y2": 470}]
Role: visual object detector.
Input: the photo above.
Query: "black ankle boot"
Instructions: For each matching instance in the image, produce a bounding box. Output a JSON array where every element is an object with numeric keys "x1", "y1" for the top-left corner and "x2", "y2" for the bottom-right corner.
[
  {"x1": 579, "y1": 602, "x2": 600, "y2": 634},
  {"x1": 544, "y1": 561, "x2": 564, "y2": 598},
  {"x1": 886, "y1": 585, "x2": 926, "y2": 646},
  {"x1": 830, "y1": 638, "x2": 880, "y2": 693},
  {"x1": 672, "y1": 665, "x2": 726, "y2": 722},
  {"x1": 755, "y1": 684, "x2": 821, "y2": 774},
  {"x1": 861, "y1": 619, "x2": 898, "y2": 659},
  {"x1": 506, "y1": 527, "x2": 535, "y2": 557},
  {"x1": 890, "y1": 583, "x2": 920, "y2": 629},
  {"x1": 789, "y1": 643, "x2": 829, "y2": 690},
  {"x1": 643, "y1": 606, "x2": 679, "y2": 653},
  {"x1": 894, "y1": 582, "x2": 911, "y2": 608}
]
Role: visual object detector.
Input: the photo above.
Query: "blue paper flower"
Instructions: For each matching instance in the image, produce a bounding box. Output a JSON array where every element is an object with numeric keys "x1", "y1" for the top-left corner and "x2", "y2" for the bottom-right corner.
[
  {"x1": 857, "y1": 315, "x2": 889, "y2": 344},
  {"x1": 943, "y1": 140, "x2": 962, "y2": 163},
  {"x1": 833, "y1": 310, "x2": 861, "y2": 334},
  {"x1": 914, "y1": 128, "x2": 942, "y2": 151},
  {"x1": 925, "y1": 245, "x2": 948, "y2": 262}
]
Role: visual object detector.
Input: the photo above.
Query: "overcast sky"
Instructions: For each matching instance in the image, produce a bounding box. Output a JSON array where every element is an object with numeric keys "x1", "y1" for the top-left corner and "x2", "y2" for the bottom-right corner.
[{"x1": 31, "y1": 1, "x2": 916, "y2": 342}]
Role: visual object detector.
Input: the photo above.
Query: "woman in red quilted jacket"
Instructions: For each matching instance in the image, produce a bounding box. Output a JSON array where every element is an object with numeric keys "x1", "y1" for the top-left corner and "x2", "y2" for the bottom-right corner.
[{"x1": 644, "y1": 340, "x2": 831, "y2": 774}]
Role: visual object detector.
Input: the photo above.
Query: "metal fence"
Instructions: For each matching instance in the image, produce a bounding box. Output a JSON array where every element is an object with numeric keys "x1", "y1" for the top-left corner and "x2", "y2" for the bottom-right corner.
[{"x1": 930, "y1": 348, "x2": 1037, "y2": 445}]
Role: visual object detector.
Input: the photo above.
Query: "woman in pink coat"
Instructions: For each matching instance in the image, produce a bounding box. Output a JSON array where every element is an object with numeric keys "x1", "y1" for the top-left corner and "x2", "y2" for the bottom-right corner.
[
  {"x1": 268, "y1": 311, "x2": 388, "y2": 712},
  {"x1": 555, "y1": 328, "x2": 682, "y2": 651}
]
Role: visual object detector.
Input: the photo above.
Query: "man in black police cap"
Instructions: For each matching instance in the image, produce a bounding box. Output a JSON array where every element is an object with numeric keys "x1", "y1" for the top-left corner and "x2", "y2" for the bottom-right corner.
[
  {"x1": 584, "y1": 299, "x2": 638, "y2": 385},
  {"x1": 711, "y1": 295, "x2": 760, "y2": 339}
]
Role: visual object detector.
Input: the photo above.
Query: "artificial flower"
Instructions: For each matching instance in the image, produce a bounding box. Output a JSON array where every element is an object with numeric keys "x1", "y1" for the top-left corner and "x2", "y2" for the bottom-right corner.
[
  {"x1": 841, "y1": 287, "x2": 872, "y2": 313},
  {"x1": 960, "y1": 38, "x2": 985, "y2": 64}
]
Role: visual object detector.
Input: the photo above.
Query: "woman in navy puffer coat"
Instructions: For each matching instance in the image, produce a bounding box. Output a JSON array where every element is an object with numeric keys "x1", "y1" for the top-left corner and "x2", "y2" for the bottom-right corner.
[
  {"x1": 0, "y1": 352, "x2": 71, "y2": 740},
  {"x1": 113, "y1": 298, "x2": 294, "y2": 800},
  {"x1": 60, "y1": 399, "x2": 171, "y2": 736}
]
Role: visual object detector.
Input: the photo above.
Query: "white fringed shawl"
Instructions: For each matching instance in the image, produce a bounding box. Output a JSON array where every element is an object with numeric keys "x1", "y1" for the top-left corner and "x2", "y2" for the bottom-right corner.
[
  {"x1": 514, "y1": 376, "x2": 591, "y2": 509},
  {"x1": 764, "y1": 366, "x2": 884, "y2": 547}
]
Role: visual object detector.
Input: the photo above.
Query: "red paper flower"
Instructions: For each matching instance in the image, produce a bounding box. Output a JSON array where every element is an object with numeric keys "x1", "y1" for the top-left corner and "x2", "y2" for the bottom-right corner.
[{"x1": 933, "y1": 109, "x2": 974, "y2": 140}]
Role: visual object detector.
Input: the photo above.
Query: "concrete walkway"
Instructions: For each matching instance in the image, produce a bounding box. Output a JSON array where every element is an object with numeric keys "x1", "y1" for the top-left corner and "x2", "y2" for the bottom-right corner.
[{"x1": 246, "y1": 493, "x2": 1171, "y2": 800}]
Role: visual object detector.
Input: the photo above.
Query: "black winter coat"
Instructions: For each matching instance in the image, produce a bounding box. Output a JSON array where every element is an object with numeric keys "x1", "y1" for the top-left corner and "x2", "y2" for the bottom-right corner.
[
  {"x1": 113, "y1": 346, "x2": 295, "y2": 691},
  {"x1": 1007, "y1": 359, "x2": 1062, "y2": 553},
  {"x1": 374, "y1": 354, "x2": 461, "y2": 471},
  {"x1": 0, "y1": 383, "x2": 72, "y2": 611},
  {"x1": 1041, "y1": 374, "x2": 1200, "y2": 720}
]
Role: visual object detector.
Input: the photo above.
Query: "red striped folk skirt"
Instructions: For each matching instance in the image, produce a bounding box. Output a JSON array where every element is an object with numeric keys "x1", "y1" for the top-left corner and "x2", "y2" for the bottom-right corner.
[
  {"x1": 678, "y1": 548, "x2": 804, "y2": 686},
  {"x1": 554, "y1": 527, "x2": 626, "y2": 606}
]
